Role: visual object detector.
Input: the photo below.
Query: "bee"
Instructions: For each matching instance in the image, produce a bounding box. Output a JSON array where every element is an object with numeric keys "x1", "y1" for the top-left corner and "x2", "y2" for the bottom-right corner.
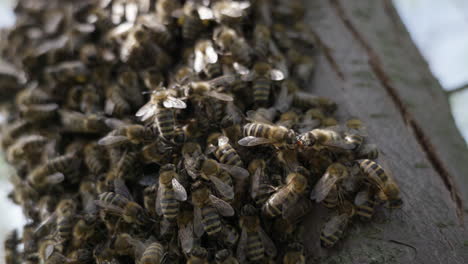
[
  {"x1": 6, "y1": 134, "x2": 48, "y2": 164},
  {"x1": 283, "y1": 242, "x2": 306, "y2": 264},
  {"x1": 187, "y1": 246, "x2": 209, "y2": 264},
  {"x1": 59, "y1": 110, "x2": 109, "y2": 134},
  {"x1": 192, "y1": 181, "x2": 235, "y2": 237},
  {"x1": 215, "y1": 249, "x2": 239, "y2": 264},
  {"x1": 213, "y1": 26, "x2": 251, "y2": 65},
  {"x1": 212, "y1": 1, "x2": 250, "y2": 25},
  {"x1": 116, "y1": 66, "x2": 144, "y2": 108},
  {"x1": 156, "y1": 0, "x2": 181, "y2": 25},
  {"x1": 111, "y1": 233, "x2": 136, "y2": 257},
  {"x1": 141, "y1": 67, "x2": 166, "y2": 91},
  {"x1": 155, "y1": 164, "x2": 188, "y2": 222},
  {"x1": 177, "y1": 204, "x2": 195, "y2": 254},
  {"x1": 185, "y1": 78, "x2": 235, "y2": 103},
  {"x1": 84, "y1": 142, "x2": 108, "y2": 175},
  {"x1": 105, "y1": 84, "x2": 132, "y2": 117},
  {"x1": 135, "y1": 241, "x2": 166, "y2": 264},
  {"x1": 15, "y1": 86, "x2": 52, "y2": 106},
  {"x1": 98, "y1": 120, "x2": 157, "y2": 147},
  {"x1": 38, "y1": 236, "x2": 67, "y2": 264},
  {"x1": 292, "y1": 91, "x2": 337, "y2": 113},
  {"x1": 199, "y1": 159, "x2": 236, "y2": 200},
  {"x1": 236, "y1": 62, "x2": 284, "y2": 106},
  {"x1": 249, "y1": 159, "x2": 275, "y2": 206},
  {"x1": 1, "y1": 120, "x2": 34, "y2": 150},
  {"x1": 95, "y1": 179, "x2": 152, "y2": 225},
  {"x1": 138, "y1": 14, "x2": 174, "y2": 49},
  {"x1": 238, "y1": 122, "x2": 297, "y2": 149},
  {"x1": 142, "y1": 184, "x2": 158, "y2": 219},
  {"x1": 354, "y1": 187, "x2": 378, "y2": 221},
  {"x1": 237, "y1": 204, "x2": 277, "y2": 262},
  {"x1": 253, "y1": 24, "x2": 272, "y2": 58},
  {"x1": 320, "y1": 213, "x2": 351, "y2": 248},
  {"x1": 193, "y1": 39, "x2": 221, "y2": 78},
  {"x1": 220, "y1": 224, "x2": 240, "y2": 249},
  {"x1": 18, "y1": 102, "x2": 58, "y2": 122},
  {"x1": 141, "y1": 140, "x2": 174, "y2": 165},
  {"x1": 4, "y1": 230, "x2": 19, "y2": 264},
  {"x1": 80, "y1": 85, "x2": 103, "y2": 114},
  {"x1": 178, "y1": 1, "x2": 212, "y2": 41},
  {"x1": 297, "y1": 127, "x2": 355, "y2": 151},
  {"x1": 181, "y1": 142, "x2": 204, "y2": 179},
  {"x1": 71, "y1": 213, "x2": 97, "y2": 248},
  {"x1": 35, "y1": 199, "x2": 77, "y2": 242},
  {"x1": 276, "y1": 111, "x2": 300, "y2": 129},
  {"x1": 310, "y1": 163, "x2": 349, "y2": 204},
  {"x1": 45, "y1": 61, "x2": 89, "y2": 84},
  {"x1": 136, "y1": 87, "x2": 186, "y2": 142},
  {"x1": 358, "y1": 159, "x2": 403, "y2": 208},
  {"x1": 28, "y1": 153, "x2": 80, "y2": 189},
  {"x1": 262, "y1": 172, "x2": 309, "y2": 219},
  {"x1": 213, "y1": 135, "x2": 244, "y2": 168}
]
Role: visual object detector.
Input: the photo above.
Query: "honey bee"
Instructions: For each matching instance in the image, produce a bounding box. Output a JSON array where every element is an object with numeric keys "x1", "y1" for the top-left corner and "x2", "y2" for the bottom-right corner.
[
  {"x1": 181, "y1": 142, "x2": 204, "y2": 179},
  {"x1": 156, "y1": 164, "x2": 188, "y2": 222},
  {"x1": 297, "y1": 127, "x2": 355, "y2": 151},
  {"x1": 199, "y1": 159, "x2": 235, "y2": 200},
  {"x1": 116, "y1": 66, "x2": 144, "y2": 108},
  {"x1": 19, "y1": 103, "x2": 58, "y2": 122},
  {"x1": 238, "y1": 122, "x2": 297, "y2": 149},
  {"x1": 0, "y1": 120, "x2": 34, "y2": 150},
  {"x1": 212, "y1": 1, "x2": 251, "y2": 25},
  {"x1": 215, "y1": 249, "x2": 239, "y2": 264},
  {"x1": 236, "y1": 62, "x2": 284, "y2": 106},
  {"x1": 137, "y1": 14, "x2": 174, "y2": 49},
  {"x1": 187, "y1": 246, "x2": 209, "y2": 264},
  {"x1": 354, "y1": 187, "x2": 378, "y2": 221},
  {"x1": 213, "y1": 26, "x2": 251, "y2": 65},
  {"x1": 105, "y1": 84, "x2": 132, "y2": 117},
  {"x1": 4, "y1": 230, "x2": 19, "y2": 264},
  {"x1": 193, "y1": 39, "x2": 221, "y2": 78},
  {"x1": 192, "y1": 181, "x2": 235, "y2": 237},
  {"x1": 80, "y1": 85, "x2": 103, "y2": 114},
  {"x1": 15, "y1": 86, "x2": 52, "y2": 106},
  {"x1": 320, "y1": 213, "x2": 351, "y2": 248},
  {"x1": 141, "y1": 67, "x2": 166, "y2": 91},
  {"x1": 253, "y1": 24, "x2": 272, "y2": 58},
  {"x1": 249, "y1": 159, "x2": 275, "y2": 206},
  {"x1": 6, "y1": 134, "x2": 48, "y2": 164},
  {"x1": 95, "y1": 179, "x2": 152, "y2": 225},
  {"x1": 35, "y1": 199, "x2": 77, "y2": 241},
  {"x1": 178, "y1": 1, "x2": 212, "y2": 41},
  {"x1": 276, "y1": 111, "x2": 300, "y2": 129},
  {"x1": 142, "y1": 140, "x2": 174, "y2": 165},
  {"x1": 38, "y1": 236, "x2": 67, "y2": 264},
  {"x1": 262, "y1": 172, "x2": 309, "y2": 219},
  {"x1": 71, "y1": 213, "x2": 97, "y2": 248},
  {"x1": 134, "y1": 240, "x2": 166, "y2": 264},
  {"x1": 358, "y1": 159, "x2": 403, "y2": 208},
  {"x1": 98, "y1": 119, "x2": 156, "y2": 147},
  {"x1": 45, "y1": 61, "x2": 89, "y2": 84},
  {"x1": 156, "y1": 0, "x2": 181, "y2": 25},
  {"x1": 84, "y1": 142, "x2": 108, "y2": 175},
  {"x1": 310, "y1": 163, "x2": 349, "y2": 204},
  {"x1": 237, "y1": 204, "x2": 277, "y2": 263},
  {"x1": 283, "y1": 242, "x2": 306, "y2": 264},
  {"x1": 59, "y1": 110, "x2": 109, "y2": 134},
  {"x1": 212, "y1": 135, "x2": 245, "y2": 168},
  {"x1": 177, "y1": 204, "x2": 195, "y2": 254},
  {"x1": 185, "y1": 77, "x2": 235, "y2": 102},
  {"x1": 136, "y1": 86, "x2": 186, "y2": 142},
  {"x1": 28, "y1": 153, "x2": 80, "y2": 189}
]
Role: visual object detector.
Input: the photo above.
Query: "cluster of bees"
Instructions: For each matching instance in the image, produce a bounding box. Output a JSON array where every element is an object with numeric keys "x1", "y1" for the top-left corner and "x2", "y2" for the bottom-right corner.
[{"x1": 0, "y1": 0, "x2": 403, "y2": 263}]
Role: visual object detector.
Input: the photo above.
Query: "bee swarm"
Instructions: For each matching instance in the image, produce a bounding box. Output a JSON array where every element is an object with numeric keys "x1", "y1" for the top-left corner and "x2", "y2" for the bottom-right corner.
[{"x1": 0, "y1": 0, "x2": 403, "y2": 263}]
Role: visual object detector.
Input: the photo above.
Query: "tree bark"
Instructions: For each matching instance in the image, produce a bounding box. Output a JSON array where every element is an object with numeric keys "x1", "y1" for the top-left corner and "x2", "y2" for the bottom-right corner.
[{"x1": 301, "y1": 1, "x2": 468, "y2": 263}]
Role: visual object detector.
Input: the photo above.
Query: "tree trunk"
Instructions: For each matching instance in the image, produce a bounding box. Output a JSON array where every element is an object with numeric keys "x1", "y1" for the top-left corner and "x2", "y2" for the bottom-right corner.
[{"x1": 301, "y1": 1, "x2": 468, "y2": 263}]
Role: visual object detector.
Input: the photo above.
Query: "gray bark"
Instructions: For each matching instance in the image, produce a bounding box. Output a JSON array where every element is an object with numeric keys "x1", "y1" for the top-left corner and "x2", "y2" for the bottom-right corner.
[{"x1": 302, "y1": 1, "x2": 468, "y2": 263}]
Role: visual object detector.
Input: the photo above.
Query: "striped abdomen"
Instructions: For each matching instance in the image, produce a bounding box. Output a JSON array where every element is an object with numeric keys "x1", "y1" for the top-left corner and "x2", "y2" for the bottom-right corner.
[
  {"x1": 140, "y1": 242, "x2": 164, "y2": 264},
  {"x1": 246, "y1": 231, "x2": 264, "y2": 261},
  {"x1": 182, "y1": 16, "x2": 203, "y2": 40},
  {"x1": 98, "y1": 192, "x2": 128, "y2": 209},
  {"x1": 155, "y1": 105, "x2": 175, "y2": 140},
  {"x1": 345, "y1": 133, "x2": 364, "y2": 149},
  {"x1": 359, "y1": 159, "x2": 388, "y2": 184},
  {"x1": 262, "y1": 188, "x2": 297, "y2": 218},
  {"x1": 215, "y1": 143, "x2": 243, "y2": 167},
  {"x1": 320, "y1": 215, "x2": 348, "y2": 248},
  {"x1": 201, "y1": 206, "x2": 222, "y2": 235},
  {"x1": 57, "y1": 216, "x2": 74, "y2": 241},
  {"x1": 46, "y1": 154, "x2": 75, "y2": 174},
  {"x1": 320, "y1": 229, "x2": 344, "y2": 248},
  {"x1": 243, "y1": 123, "x2": 272, "y2": 139},
  {"x1": 253, "y1": 77, "x2": 271, "y2": 105},
  {"x1": 161, "y1": 186, "x2": 179, "y2": 220},
  {"x1": 356, "y1": 198, "x2": 377, "y2": 221},
  {"x1": 322, "y1": 186, "x2": 338, "y2": 209}
]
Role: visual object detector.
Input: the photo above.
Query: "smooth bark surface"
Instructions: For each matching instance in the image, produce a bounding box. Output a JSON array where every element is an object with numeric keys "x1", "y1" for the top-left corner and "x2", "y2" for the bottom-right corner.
[{"x1": 301, "y1": 1, "x2": 468, "y2": 263}]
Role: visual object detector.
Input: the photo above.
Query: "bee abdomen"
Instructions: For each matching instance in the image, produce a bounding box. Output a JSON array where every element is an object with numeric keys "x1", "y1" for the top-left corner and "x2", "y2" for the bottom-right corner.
[
  {"x1": 141, "y1": 242, "x2": 164, "y2": 264},
  {"x1": 161, "y1": 189, "x2": 179, "y2": 219},
  {"x1": 253, "y1": 77, "x2": 271, "y2": 105},
  {"x1": 156, "y1": 108, "x2": 175, "y2": 139},
  {"x1": 215, "y1": 145, "x2": 243, "y2": 167},
  {"x1": 201, "y1": 206, "x2": 222, "y2": 235},
  {"x1": 246, "y1": 232, "x2": 264, "y2": 261},
  {"x1": 182, "y1": 17, "x2": 203, "y2": 40},
  {"x1": 359, "y1": 159, "x2": 387, "y2": 182},
  {"x1": 320, "y1": 232, "x2": 342, "y2": 248}
]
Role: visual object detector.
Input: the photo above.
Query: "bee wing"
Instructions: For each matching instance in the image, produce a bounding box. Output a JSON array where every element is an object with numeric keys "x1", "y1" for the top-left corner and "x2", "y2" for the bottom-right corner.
[
  {"x1": 197, "y1": 6, "x2": 214, "y2": 20},
  {"x1": 218, "y1": 163, "x2": 249, "y2": 180},
  {"x1": 208, "y1": 74, "x2": 237, "y2": 86},
  {"x1": 105, "y1": 100, "x2": 115, "y2": 116},
  {"x1": 251, "y1": 168, "x2": 262, "y2": 199},
  {"x1": 104, "y1": 118, "x2": 127, "y2": 129},
  {"x1": 238, "y1": 136, "x2": 274, "y2": 147},
  {"x1": 205, "y1": 45, "x2": 218, "y2": 64},
  {"x1": 44, "y1": 243, "x2": 55, "y2": 260},
  {"x1": 233, "y1": 62, "x2": 250, "y2": 76},
  {"x1": 114, "y1": 178, "x2": 133, "y2": 201},
  {"x1": 138, "y1": 175, "x2": 158, "y2": 186},
  {"x1": 94, "y1": 200, "x2": 125, "y2": 215},
  {"x1": 283, "y1": 197, "x2": 313, "y2": 224},
  {"x1": 322, "y1": 214, "x2": 349, "y2": 236},
  {"x1": 194, "y1": 207, "x2": 205, "y2": 238},
  {"x1": 206, "y1": 90, "x2": 234, "y2": 101},
  {"x1": 179, "y1": 222, "x2": 194, "y2": 254},
  {"x1": 183, "y1": 153, "x2": 201, "y2": 179},
  {"x1": 246, "y1": 110, "x2": 275, "y2": 125},
  {"x1": 259, "y1": 227, "x2": 277, "y2": 257},
  {"x1": 45, "y1": 172, "x2": 65, "y2": 185},
  {"x1": 310, "y1": 171, "x2": 339, "y2": 202},
  {"x1": 269, "y1": 69, "x2": 285, "y2": 81},
  {"x1": 136, "y1": 103, "x2": 156, "y2": 121},
  {"x1": 282, "y1": 194, "x2": 304, "y2": 219},
  {"x1": 209, "y1": 194, "x2": 235, "y2": 216},
  {"x1": 236, "y1": 228, "x2": 248, "y2": 263},
  {"x1": 155, "y1": 185, "x2": 163, "y2": 216},
  {"x1": 209, "y1": 175, "x2": 234, "y2": 200},
  {"x1": 160, "y1": 217, "x2": 173, "y2": 236},
  {"x1": 97, "y1": 135, "x2": 129, "y2": 146},
  {"x1": 34, "y1": 212, "x2": 57, "y2": 234},
  {"x1": 172, "y1": 178, "x2": 188, "y2": 201},
  {"x1": 218, "y1": 135, "x2": 229, "y2": 146},
  {"x1": 194, "y1": 50, "x2": 205, "y2": 73},
  {"x1": 163, "y1": 96, "x2": 187, "y2": 109}
]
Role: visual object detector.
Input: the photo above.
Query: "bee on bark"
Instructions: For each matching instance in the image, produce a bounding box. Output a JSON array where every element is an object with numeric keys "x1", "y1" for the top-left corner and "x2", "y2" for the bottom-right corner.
[{"x1": 237, "y1": 204, "x2": 277, "y2": 263}]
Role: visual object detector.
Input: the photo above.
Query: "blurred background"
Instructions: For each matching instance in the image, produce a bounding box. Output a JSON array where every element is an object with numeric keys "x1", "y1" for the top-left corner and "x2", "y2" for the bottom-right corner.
[{"x1": 0, "y1": 0, "x2": 467, "y2": 259}]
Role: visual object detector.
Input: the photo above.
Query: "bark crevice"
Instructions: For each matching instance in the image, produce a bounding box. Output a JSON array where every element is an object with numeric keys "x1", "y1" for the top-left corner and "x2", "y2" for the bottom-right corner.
[{"x1": 329, "y1": 0, "x2": 464, "y2": 224}]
